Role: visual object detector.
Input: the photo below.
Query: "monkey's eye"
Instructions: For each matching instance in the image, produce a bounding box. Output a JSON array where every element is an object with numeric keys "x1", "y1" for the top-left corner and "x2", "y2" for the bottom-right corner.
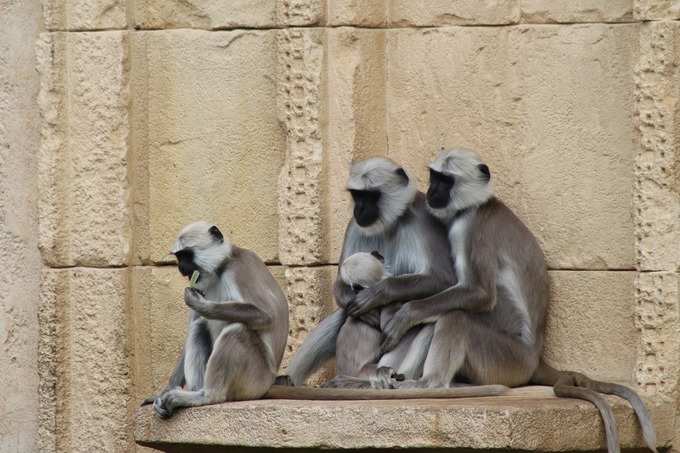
[
  {"x1": 349, "y1": 189, "x2": 381, "y2": 203},
  {"x1": 429, "y1": 168, "x2": 455, "y2": 186},
  {"x1": 351, "y1": 284, "x2": 365, "y2": 293}
]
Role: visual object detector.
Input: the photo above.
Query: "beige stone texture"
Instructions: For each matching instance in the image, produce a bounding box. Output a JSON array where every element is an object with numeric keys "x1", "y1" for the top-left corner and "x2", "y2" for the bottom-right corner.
[
  {"x1": 544, "y1": 271, "x2": 638, "y2": 383},
  {"x1": 43, "y1": 0, "x2": 126, "y2": 30},
  {"x1": 324, "y1": 28, "x2": 388, "y2": 261},
  {"x1": 521, "y1": 0, "x2": 634, "y2": 23},
  {"x1": 37, "y1": 31, "x2": 130, "y2": 267},
  {"x1": 634, "y1": 22, "x2": 680, "y2": 272},
  {"x1": 39, "y1": 268, "x2": 132, "y2": 453},
  {"x1": 386, "y1": 24, "x2": 638, "y2": 270},
  {"x1": 277, "y1": 29, "x2": 326, "y2": 265},
  {"x1": 135, "y1": 386, "x2": 674, "y2": 451},
  {"x1": 0, "y1": 1, "x2": 42, "y2": 451},
  {"x1": 130, "y1": 30, "x2": 285, "y2": 265},
  {"x1": 326, "y1": 1, "x2": 388, "y2": 26},
  {"x1": 134, "y1": 0, "x2": 323, "y2": 29},
  {"x1": 634, "y1": 0, "x2": 680, "y2": 20},
  {"x1": 635, "y1": 272, "x2": 680, "y2": 401},
  {"x1": 389, "y1": 0, "x2": 520, "y2": 26}
]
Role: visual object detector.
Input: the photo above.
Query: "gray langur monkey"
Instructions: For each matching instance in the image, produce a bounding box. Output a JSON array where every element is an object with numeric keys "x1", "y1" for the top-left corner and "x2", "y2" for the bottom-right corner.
[
  {"x1": 284, "y1": 157, "x2": 453, "y2": 387},
  {"x1": 142, "y1": 221, "x2": 288, "y2": 418},
  {"x1": 372, "y1": 148, "x2": 656, "y2": 453}
]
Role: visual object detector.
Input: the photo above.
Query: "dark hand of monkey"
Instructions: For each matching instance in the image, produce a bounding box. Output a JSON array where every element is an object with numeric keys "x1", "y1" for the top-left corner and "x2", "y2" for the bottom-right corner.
[
  {"x1": 380, "y1": 304, "x2": 413, "y2": 353},
  {"x1": 274, "y1": 375, "x2": 294, "y2": 386},
  {"x1": 347, "y1": 282, "x2": 388, "y2": 317},
  {"x1": 184, "y1": 287, "x2": 207, "y2": 311}
]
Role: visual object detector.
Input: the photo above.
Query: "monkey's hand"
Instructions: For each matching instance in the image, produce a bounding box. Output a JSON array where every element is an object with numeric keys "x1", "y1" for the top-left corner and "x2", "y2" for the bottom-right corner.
[
  {"x1": 347, "y1": 282, "x2": 388, "y2": 317},
  {"x1": 380, "y1": 305, "x2": 414, "y2": 354},
  {"x1": 184, "y1": 287, "x2": 208, "y2": 312}
]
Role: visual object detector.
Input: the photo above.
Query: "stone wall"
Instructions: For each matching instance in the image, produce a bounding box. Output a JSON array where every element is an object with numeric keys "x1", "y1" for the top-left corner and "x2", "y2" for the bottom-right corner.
[{"x1": 0, "y1": 0, "x2": 675, "y2": 452}]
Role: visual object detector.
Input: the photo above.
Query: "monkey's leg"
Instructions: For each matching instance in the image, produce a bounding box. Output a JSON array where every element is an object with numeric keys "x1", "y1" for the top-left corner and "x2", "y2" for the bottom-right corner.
[
  {"x1": 155, "y1": 323, "x2": 273, "y2": 418},
  {"x1": 403, "y1": 311, "x2": 535, "y2": 389},
  {"x1": 183, "y1": 318, "x2": 212, "y2": 391},
  {"x1": 335, "y1": 317, "x2": 382, "y2": 377},
  {"x1": 392, "y1": 324, "x2": 434, "y2": 379}
]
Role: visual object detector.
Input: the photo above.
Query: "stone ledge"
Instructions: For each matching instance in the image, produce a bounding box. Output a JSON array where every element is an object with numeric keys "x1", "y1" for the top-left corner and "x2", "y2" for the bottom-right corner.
[{"x1": 135, "y1": 387, "x2": 673, "y2": 452}]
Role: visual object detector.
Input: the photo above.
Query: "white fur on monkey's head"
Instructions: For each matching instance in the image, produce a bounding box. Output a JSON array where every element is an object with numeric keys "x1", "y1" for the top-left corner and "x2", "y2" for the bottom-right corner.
[
  {"x1": 171, "y1": 221, "x2": 232, "y2": 273},
  {"x1": 346, "y1": 157, "x2": 417, "y2": 235},
  {"x1": 427, "y1": 148, "x2": 493, "y2": 220},
  {"x1": 340, "y1": 251, "x2": 386, "y2": 289}
]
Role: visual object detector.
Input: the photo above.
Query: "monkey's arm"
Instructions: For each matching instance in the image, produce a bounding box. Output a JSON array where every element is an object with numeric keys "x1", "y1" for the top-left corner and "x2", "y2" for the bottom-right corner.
[
  {"x1": 347, "y1": 273, "x2": 446, "y2": 317},
  {"x1": 381, "y1": 243, "x2": 497, "y2": 352},
  {"x1": 184, "y1": 288, "x2": 273, "y2": 330}
]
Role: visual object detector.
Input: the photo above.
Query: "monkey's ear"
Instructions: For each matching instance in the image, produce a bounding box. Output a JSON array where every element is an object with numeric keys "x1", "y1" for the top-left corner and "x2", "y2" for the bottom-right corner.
[
  {"x1": 394, "y1": 167, "x2": 409, "y2": 184},
  {"x1": 209, "y1": 225, "x2": 224, "y2": 243},
  {"x1": 478, "y1": 164, "x2": 491, "y2": 181},
  {"x1": 370, "y1": 250, "x2": 385, "y2": 263}
]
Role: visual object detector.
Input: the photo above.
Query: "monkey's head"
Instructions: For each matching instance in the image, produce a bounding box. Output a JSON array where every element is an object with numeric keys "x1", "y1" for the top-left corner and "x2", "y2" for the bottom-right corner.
[
  {"x1": 170, "y1": 221, "x2": 232, "y2": 285},
  {"x1": 340, "y1": 251, "x2": 386, "y2": 293},
  {"x1": 427, "y1": 148, "x2": 493, "y2": 220},
  {"x1": 346, "y1": 157, "x2": 417, "y2": 235}
]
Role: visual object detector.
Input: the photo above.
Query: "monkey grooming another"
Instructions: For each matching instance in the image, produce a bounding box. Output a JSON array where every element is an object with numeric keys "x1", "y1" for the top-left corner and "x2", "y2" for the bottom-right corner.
[
  {"x1": 142, "y1": 221, "x2": 289, "y2": 418},
  {"x1": 366, "y1": 148, "x2": 655, "y2": 453}
]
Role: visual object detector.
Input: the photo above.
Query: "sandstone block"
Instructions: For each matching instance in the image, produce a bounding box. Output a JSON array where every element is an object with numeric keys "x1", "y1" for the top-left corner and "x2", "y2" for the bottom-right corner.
[
  {"x1": 634, "y1": 22, "x2": 680, "y2": 272},
  {"x1": 37, "y1": 32, "x2": 130, "y2": 267},
  {"x1": 389, "y1": 0, "x2": 520, "y2": 26},
  {"x1": 39, "y1": 268, "x2": 131, "y2": 453},
  {"x1": 386, "y1": 24, "x2": 638, "y2": 269},
  {"x1": 544, "y1": 271, "x2": 638, "y2": 383},
  {"x1": 326, "y1": 1, "x2": 388, "y2": 26},
  {"x1": 521, "y1": 0, "x2": 633, "y2": 22},
  {"x1": 43, "y1": 0, "x2": 127, "y2": 30},
  {"x1": 134, "y1": 0, "x2": 323, "y2": 29},
  {"x1": 635, "y1": 272, "x2": 680, "y2": 401},
  {"x1": 130, "y1": 30, "x2": 284, "y2": 264},
  {"x1": 634, "y1": 0, "x2": 680, "y2": 19},
  {"x1": 324, "y1": 28, "x2": 388, "y2": 262},
  {"x1": 277, "y1": 29, "x2": 326, "y2": 265}
]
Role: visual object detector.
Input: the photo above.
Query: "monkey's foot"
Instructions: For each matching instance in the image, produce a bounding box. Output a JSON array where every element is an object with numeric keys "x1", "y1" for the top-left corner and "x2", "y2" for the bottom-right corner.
[
  {"x1": 323, "y1": 375, "x2": 374, "y2": 389},
  {"x1": 153, "y1": 397, "x2": 172, "y2": 419}
]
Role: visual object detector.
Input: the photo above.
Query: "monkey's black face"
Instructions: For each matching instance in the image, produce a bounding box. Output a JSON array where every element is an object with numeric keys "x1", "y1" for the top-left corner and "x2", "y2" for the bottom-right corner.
[
  {"x1": 350, "y1": 189, "x2": 382, "y2": 227},
  {"x1": 351, "y1": 284, "x2": 365, "y2": 294},
  {"x1": 427, "y1": 169, "x2": 455, "y2": 209},
  {"x1": 174, "y1": 248, "x2": 198, "y2": 278}
]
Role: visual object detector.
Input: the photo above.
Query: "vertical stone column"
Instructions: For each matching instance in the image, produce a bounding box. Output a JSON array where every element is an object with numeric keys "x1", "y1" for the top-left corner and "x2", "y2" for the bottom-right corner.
[
  {"x1": 37, "y1": 6, "x2": 133, "y2": 449},
  {"x1": 633, "y1": 19, "x2": 680, "y2": 439}
]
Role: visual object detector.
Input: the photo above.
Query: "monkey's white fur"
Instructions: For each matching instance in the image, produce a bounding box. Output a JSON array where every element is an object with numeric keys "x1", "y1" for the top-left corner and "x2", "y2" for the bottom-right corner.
[
  {"x1": 339, "y1": 252, "x2": 388, "y2": 288},
  {"x1": 428, "y1": 148, "x2": 493, "y2": 220},
  {"x1": 347, "y1": 158, "x2": 417, "y2": 235}
]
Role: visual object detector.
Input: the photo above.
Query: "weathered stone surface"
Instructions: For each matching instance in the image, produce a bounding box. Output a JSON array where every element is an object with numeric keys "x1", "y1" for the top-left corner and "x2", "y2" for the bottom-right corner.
[
  {"x1": 37, "y1": 31, "x2": 130, "y2": 267},
  {"x1": 327, "y1": 1, "x2": 387, "y2": 26},
  {"x1": 130, "y1": 30, "x2": 284, "y2": 264},
  {"x1": 521, "y1": 0, "x2": 634, "y2": 23},
  {"x1": 389, "y1": 0, "x2": 520, "y2": 26},
  {"x1": 135, "y1": 386, "x2": 673, "y2": 451},
  {"x1": 324, "y1": 29, "x2": 388, "y2": 262},
  {"x1": 134, "y1": 0, "x2": 323, "y2": 29},
  {"x1": 634, "y1": 0, "x2": 680, "y2": 20},
  {"x1": 386, "y1": 24, "x2": 638, "y2": 269},
  {"x1": 282, "y1": 266, "x2": 335, "y2": 383},
  {"x1": 43, "y1": 0, "x2": 126, "y2": 30},
  {"x1": 277, "y1": 29, "x2": 326, "y2": 265},
  {"x1": 635, "y1": 272, "x2": 680, "y2": 402},
  {"x1": 634, "y1": 22, "x2": 680, "y2": 272},
  {"x1": 0, "y1": 1, "x2": 42, "y2": 451},
  {"x1": 544, "y1": 271, "x2": 638, "y2": 383},
  {"x1": 39, "y1": 268, "x2": 132, "y2": 453}
]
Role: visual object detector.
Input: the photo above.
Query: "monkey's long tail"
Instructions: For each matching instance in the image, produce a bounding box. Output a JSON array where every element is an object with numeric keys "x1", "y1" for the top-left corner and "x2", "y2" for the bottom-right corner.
[
  {"x1": 286, "y1": 309, "x2": 346, "y2": 386},
  {"x1": 265, "y1": 384, "x2": 508, "y2": 400},
  {"x1": 531, "y1": 361, "x2": 657, "y2": 453}
]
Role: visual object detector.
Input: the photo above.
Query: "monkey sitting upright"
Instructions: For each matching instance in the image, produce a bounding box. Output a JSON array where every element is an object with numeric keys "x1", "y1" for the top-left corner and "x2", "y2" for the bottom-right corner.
[{"x1": 143, "y1": 221, "x2": 288, "y2": 418}]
